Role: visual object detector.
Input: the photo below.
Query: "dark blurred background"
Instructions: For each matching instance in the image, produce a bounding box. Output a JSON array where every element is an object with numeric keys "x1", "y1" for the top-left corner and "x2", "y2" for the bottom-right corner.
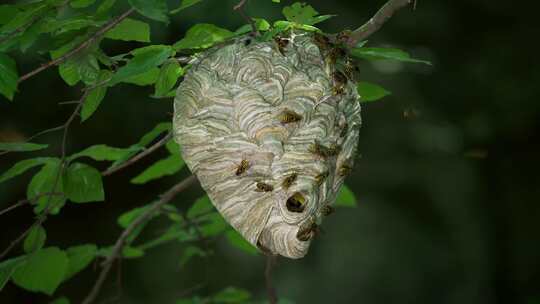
[{"x1": 1, "y1": 0, "x2": 539, "y2": 303}]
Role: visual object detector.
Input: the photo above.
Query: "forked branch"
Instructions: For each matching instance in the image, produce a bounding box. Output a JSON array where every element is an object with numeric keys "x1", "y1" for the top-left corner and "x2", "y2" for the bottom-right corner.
[{"x1": 347, "y1": 0, "x2": 413, "y2": 47}]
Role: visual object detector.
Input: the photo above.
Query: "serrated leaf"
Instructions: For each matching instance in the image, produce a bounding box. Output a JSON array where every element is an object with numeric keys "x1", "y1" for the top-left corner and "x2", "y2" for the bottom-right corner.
[
  {"x1": 0, "y1": 142, "x2": 48, "y2": 152},
  {"x1": 70, "y1": 0, "x2": 96, "y2": 8},
  {"x1": 282, "y1": 2, "x2": 334, "y2": 26},
  {"x1": 105, "y1": 18, "x2": 150, "y2": 42},
  {"x1": 187, "y1": 195, "x2": 213, "y2": 219},
  {"x1": 179, "y1": 245, "x2": 206, "y2": 268},
  {"x1": 128, "y1": 0, "x2": 168, "y2": 23},
  {"x1": 357, "y1": 82, "x2": 391, "y2": 103},
  {"x1": 350, "y1": 47, "x2": 432, "y2": 65},
  {"x1": 171, "y1": 0, "x2": 203, "y2": 14},
  {"x1": 64, "y1": 244, "x2": 97, "y2": 280},
  {"x1": 335, "y1": 184, "x2": 357, "y2": 207},
  {"x1": 12, "y1": 247, "x2": 68, "y2": 295},
  {"x1": 213, "y1": 287, "x2": 251, "y2": 303},
  {"x1": 154, "y1": 60, "x2": 183, "y2": 97},
  {"x1": 123, "y1": 67, "x2": 159, "y2": 86},
  {"x1": 110, "y1": 45, "x2": 174, "y2": 85},
  {"x1": 225, "y1": 229, "x2": 258, "y2": 255},
  {"x1": 81, "y1": 70, "x2": 112, "y2": 121},
  {"x1": 0, "y1": 256, "x2": 26, "y2": 291},
  {"x1": 174, "y1": 24, "x2": 233, "y2": 50},
  {"x1": 131, "y1": 154, "x2": 184, "y2": 184},
  {"x1": 23, "y1": 225, "x2": 46, "y2": 253},
  {"x1": 27, "y1": 159, "x2": 66, "y2": 214},
  {"x1": 63, "y1": 163, "x2": 104, "y2": 203},
  {"x1": 69, "y1": 144, "x2": 130, "y2": 162},
  {"x1": 0, "y1": 157, "x2": 55, "y2": 184},
  {"x1": 0, "y1": 53, "x2": 18, "y2": 101}
]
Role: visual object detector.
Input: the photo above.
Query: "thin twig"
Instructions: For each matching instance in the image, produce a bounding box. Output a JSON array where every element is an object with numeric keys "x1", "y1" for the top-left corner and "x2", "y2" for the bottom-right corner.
[
  {"x1": 346, "y1": 0, "x2": 413, "y2": 47},
  {"x1": 101, "y1": 132, "x2": 173, "y2": 177},
  {"x1": 233, "y1": 0, "x2": 259, "y2": 36},
  {"x1": 18, "y1": 8, "x2": 135, "y2": 83},
  {"x1": 81, "y1": 175, "x2": 198, "y2": 304},
  {"x1": 265, "y1": 254, "x2": 278, "y2": 304},
  {"x1": 0, "y1": 192, "x2": 64, "y2": 217}
]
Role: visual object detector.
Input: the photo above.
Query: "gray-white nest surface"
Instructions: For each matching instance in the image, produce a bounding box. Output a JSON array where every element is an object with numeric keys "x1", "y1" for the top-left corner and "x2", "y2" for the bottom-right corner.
[{"x1": 173, "y1": 30, "x2": 361, "y2": 259}]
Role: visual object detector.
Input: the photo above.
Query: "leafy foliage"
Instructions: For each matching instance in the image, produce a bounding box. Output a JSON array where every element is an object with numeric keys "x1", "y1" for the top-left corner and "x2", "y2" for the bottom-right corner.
[
  {"x1": 0, "y1": 142, "x2": 48, "y2": 152},
  {"x1": 335, "y1": 184, "x2": 357, "y2": 207},
  {"x1": 357, "y1": 81, "x2": 391, "y2": 103}
]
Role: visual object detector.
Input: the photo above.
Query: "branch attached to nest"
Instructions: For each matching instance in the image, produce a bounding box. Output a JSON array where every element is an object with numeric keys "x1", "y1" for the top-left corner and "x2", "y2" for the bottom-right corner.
[{"x1": 347, "y1": 0, "x2": 413, "y2": 47}]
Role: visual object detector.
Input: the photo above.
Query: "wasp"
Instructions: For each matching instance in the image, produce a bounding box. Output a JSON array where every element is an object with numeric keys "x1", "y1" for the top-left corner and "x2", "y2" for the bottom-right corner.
[
  {"x1": 235, "y1": 159, "x2": 250, "y2": 176},
  {"x1": 321, "y1": 205, "x2": 335, "y2": 216},
  {"x1": 296, "y1": 219, "x2": 320, "y2": 241},
  {"x1": 286, "y1": 192, "x2": 305, "y2": 213},
  {"x1": 332, "y1": 71, "x2": 348, "y2": 95},
  {"x1": 274, "y1": 36, "x2": 289, "y2": 56},
  {"x1": 313, "y1": 32, "x2": 331, "y2": 50},
  {"x1": 278, "y1": 109, "x2": 302, "y2": 124},
  {"x1": 326, "y1": 46, "x2": 347, "y2": 65},
  {"x1": 336, "y1": 30, "x2": 352, "y2": 44},
  {"x1": 282, "y1": 173, "x2": 298, "y2": 189},
  {"x1": 338, "y1": 163, "x2": 352, "y2": 177},
  {"x1": 314, "y1": 171, "x2": 329, "y2": 186},
  {"x1": 309, "y1": 141, "x2": 340, "y2": 158},
  {"x1": 255, "y1": 182, "x2": 274, "y2": 192},
  {"x1": 343, "y1": 59, "x2": 360, "y2": 82}
]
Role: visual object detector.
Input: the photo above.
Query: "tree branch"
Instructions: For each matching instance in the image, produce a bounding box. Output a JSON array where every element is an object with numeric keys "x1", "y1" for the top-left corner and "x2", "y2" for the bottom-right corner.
[
  {"x1": 18, "y1": 8, "x2": 135, "y2": 83},
  {"x1": 265, "y1": 254, "x2": 278, "y2": 304},
  {"x1": 233, "y1": 0, "x2": 259, "y2": 36},
  {"x1": 346, "y1": 0, "x2": 413, "y2": 47},
  {"x1": 101, "y1": 132, "x2": 173, "y2": 177},
  {"x1": 81, "y1": 175, "x2": 198, "y2": 304}
]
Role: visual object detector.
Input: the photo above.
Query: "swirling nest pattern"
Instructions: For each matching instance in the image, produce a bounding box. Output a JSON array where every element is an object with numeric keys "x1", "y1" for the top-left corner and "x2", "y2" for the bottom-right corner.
[{"x1": 173, "y1": 31, "x2": 361, "y2": 259}]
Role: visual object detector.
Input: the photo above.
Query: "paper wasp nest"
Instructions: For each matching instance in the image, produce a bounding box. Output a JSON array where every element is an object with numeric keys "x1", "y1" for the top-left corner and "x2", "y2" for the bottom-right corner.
[{"x1": 173, "y1": 30, "x2": 361, "y2": 259}]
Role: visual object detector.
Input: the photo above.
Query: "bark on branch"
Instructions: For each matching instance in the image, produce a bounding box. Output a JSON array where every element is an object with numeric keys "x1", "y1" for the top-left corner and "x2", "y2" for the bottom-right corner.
[{"x1": 347, "y1": 0, "x2": 413, "y2": 47}]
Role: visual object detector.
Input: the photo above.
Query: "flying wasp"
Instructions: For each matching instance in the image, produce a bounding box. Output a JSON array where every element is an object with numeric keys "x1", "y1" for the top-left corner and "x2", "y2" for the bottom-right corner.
[
  {"x1": 255, "y1": 182, "x2": 274, "y2": 192},
  {"x1": 235, "y1": 159, "x2": 250, "y2": 176},
  {"x1": 278, "y1": 109, "x2": 303, "y2": 124}
]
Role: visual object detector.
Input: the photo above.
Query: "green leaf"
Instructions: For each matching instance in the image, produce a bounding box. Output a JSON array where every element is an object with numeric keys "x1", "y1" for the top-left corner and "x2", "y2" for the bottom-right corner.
[
  {"x1": 69, "y1": 144, "x2": 130, "y2": 162},
  {"x1": 272, "y1": 0, "x2": 280, "y2": 3},
  {"x1": 108, "y1": 122, "x2": 171, "y2": 169},
  {"x1": 131, "y1": 154, "x2": 184, "y2": 184},
  {"x1": 154, "y1": 60, "x2": 183, "y2": 97},
  {"x1": 0, "y1": 4, "x2": 46, "y2": 34},
  {"x1": 199, "y1": 213, "x2": 228, "y2": 237},
  {"x1": 117, "y1": 205, "x2": 151, "y2": 228},
  {"x1": 357, "y1": 82, "x2": 391, "y2": 103},
  {"x1": 0, "y1": 5, "x2": 19, "y2": 26},
  {"x1": 58, "y1": 60, "x2": 80, "y2": 86},
  {"x1": 165, "y1": 139, "x2": 180, "y2": 155},
  {"x1": 335, "y1": 184, "x2": 357, "y2": 207},
  {"x1": 179, "y1": 245, "x2": 206, "y2": 268},
  {"x1": 63, "y1": 163, "x2": 104, "y2": 203},
  {"x1": 0, "y1": 157, "x2": 55, "y2": 184},
  {"x1": 96, "y1": 0, "x2": 116, "y2": 14},
  {"x1": 81, "y1": 70, "x2": 112, "y2": 121},
  {"x1": 234, "y1": 18, "x2": 271, "y2": 35},
  {"x1": 12, "y1": 247, "x2": 68, "y2": 295},
  {"x1": 128, "y1": 0, "x2": 168, "y2": 23},
  {"x1": 0, "y1": 142, "x2": 48, "y2": 152},
  {"x1": 350, "y1": 47, "x2": 432, "y2": 65},
  {"x1": 171, "y1": 0, "x2": 204, "y2": 14},
  {"x1": 23, "y1": 225, "x2": 46, "y2": 253},
  {"x1": 122, "y1": 246, "x2": 144, "y2": 258},
  {"x1": 173, "y1": 24, "x2": 234, "y2": 51},
  {"x1": 50, "y1": 297, "x2": 70, "y2": 304},
  {"x1": 213, "y1": 287, "x2": 251, "y2": 303},
  {"x1": 225, "y1": 229, "x2": 258, "y2": 255},
  {"x1": 123, "y1": 67, "x2": 159, "y2": 86},
  {"x1": 0, "y1": 256, "x2": 26, "y2": 291},
  {"x1": 187, "y1": 195, "x2": 213, "y2": 219},
  {"x1": 105, "y1": 18, "x2": 150, "y2": 42},
  {"x1": 27, "y1": 159, "x2": 66, "y2": 214},
  {"x1": 64, "y1": 244, "x2": 97, "y2": 280},
  {"x1": 78, "y1": 54, "x2": 101, "y2": 85},
  {"x1": 70, "y1": 0, "x2": 96, "y2": 8},
  {"x1": 110, "y1": 45, "x2": 174, "y2": 85},
  {"x1": 0, "y1": 53, "x2": 18, "y2": 101},
  {"x1": 282, "y1": 2, "x2": 334, "y2": 26}
]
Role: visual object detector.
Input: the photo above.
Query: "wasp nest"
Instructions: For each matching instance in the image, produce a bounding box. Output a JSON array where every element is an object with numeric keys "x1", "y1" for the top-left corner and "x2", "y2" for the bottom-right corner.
[{"x1": 173, "y1": 30, "x2": 361, "y2": 259}]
